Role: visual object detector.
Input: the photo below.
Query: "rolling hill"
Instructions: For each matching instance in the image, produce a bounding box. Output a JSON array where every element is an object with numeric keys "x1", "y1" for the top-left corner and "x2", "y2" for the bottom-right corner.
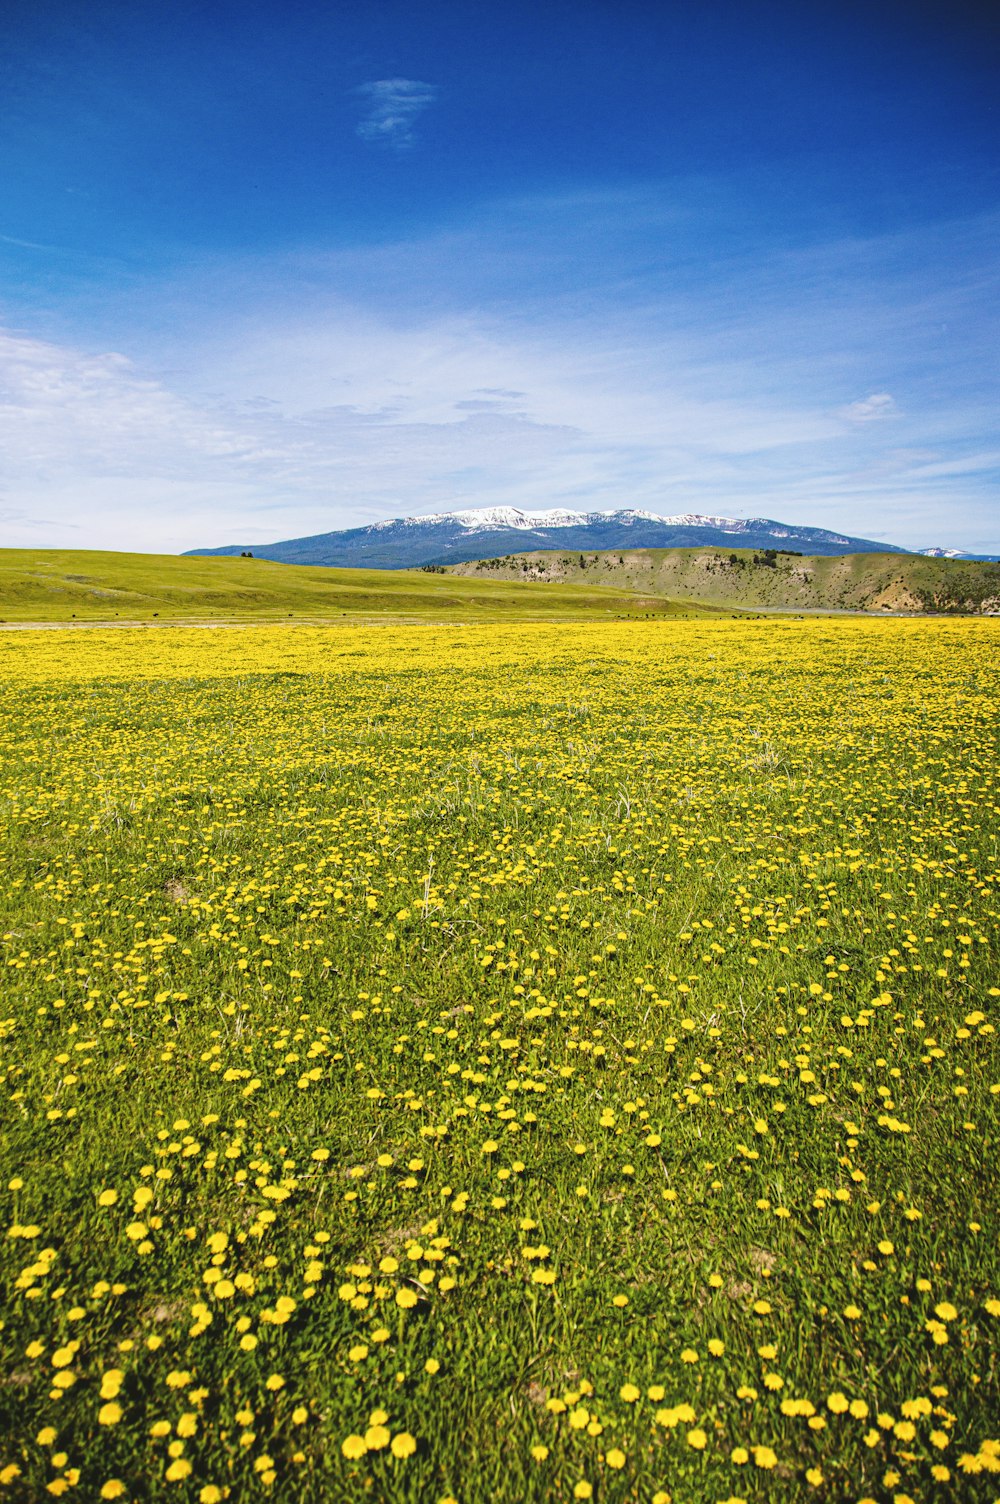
[
  {"x1": 183, "y1": 505, "x2": 909, "y2": 569},
  {"x1": 0, "y1": 549, "x2": 716, "y2": 623},
  {"x1": 449, "y1": 546, "x2": 1000, "y2": 614}
]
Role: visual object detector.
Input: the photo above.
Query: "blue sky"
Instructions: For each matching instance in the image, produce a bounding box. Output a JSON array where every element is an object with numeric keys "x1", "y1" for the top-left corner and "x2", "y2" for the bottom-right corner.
[{"x1": 1, "y1": 0, "x2": 997, "y2": 553}]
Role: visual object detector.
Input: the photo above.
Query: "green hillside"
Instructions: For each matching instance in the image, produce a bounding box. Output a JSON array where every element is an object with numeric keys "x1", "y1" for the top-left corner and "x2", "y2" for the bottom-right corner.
[
  {"x1": 451, "y1": 545, "x2": 1000, "y2": 613},
  {"x1": 0, "y1": 549, "x2": 715, "y2": 623}
]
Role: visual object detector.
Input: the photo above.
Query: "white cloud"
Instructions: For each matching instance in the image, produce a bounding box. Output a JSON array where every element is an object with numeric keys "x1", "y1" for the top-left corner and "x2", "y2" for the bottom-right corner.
[
  {"x1": 355, "y1": 79, "x2": 438, "y2": 149},
  {"x1": 1, "y1": 191, "x2": 997, "y2": 554},
  {"x1": 840, "y1": 392, "x2": 897, "y2": 423}
]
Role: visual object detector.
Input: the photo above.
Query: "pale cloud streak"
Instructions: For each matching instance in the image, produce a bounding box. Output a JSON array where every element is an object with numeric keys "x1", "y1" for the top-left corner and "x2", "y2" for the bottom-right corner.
[
  {"x1": 1, "y1": 188, "x2": 997, "y2": 555},
  {"x1": 840, "y1": 392, "x2": 897, "y2": 423},
  {"x1": 355, "y1": 79, "x2": 438, "y2": 149}
]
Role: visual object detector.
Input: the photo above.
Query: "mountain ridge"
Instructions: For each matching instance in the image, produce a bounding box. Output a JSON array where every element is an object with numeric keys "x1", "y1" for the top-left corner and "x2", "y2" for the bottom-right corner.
[
  {"x1": 184, "y1": 506, "x2": 911, "y2": 569},
  {"x1": 449, "y1": 545, "x2": 1000, "y2": 614}
]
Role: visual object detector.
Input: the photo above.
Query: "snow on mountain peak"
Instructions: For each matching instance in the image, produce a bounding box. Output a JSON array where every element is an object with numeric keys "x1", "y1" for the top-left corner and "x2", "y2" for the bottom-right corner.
[{"x1": 404, "y1": 505, "x2": 758, "y2": 532}]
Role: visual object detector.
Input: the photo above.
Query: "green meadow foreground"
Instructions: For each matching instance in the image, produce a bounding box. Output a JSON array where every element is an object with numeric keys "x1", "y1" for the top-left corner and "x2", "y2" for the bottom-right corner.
[{"x1": 0, "y1": 618, "x2": 998, "y2": 1504}]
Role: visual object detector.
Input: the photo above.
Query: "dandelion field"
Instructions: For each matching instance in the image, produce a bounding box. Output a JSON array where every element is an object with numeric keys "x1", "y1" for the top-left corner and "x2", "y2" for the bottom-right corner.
[{"x1": 1, "y1": 618, "x2": 998, "y2": 1504}]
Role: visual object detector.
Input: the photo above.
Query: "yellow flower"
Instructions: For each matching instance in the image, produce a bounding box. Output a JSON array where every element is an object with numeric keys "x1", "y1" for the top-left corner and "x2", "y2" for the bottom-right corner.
[
  {"x1": 619, "y1": 1384, "x2": 640, "y2": 1402},
  {"x1": 342, "y1": 1434, "x2": 367, "y2": 1459},
  {"x1": 390, "y1": 1432, "x2": 417, "y2": 1459},
  {"x1": 606, "y1": 1448, "x2": 626, "y2": 1469},
  {"x1": 686, "y1": 1428, "x2": 707, "y2": 1450},
  {"x1": 365, "y1": 1425, "x2": 390, "y2": 1450},
  {"x1": 396, "y1": 1288, "x2": 418, "y2": 1308},
  {"x1": 165, "y1": 1460, "x2": 192, "y2": 1482},
  {"x1": 752, "y1": 1446, "x2": 777, "y2": 1470},
  {"x1": 199, "y1": 1489, "x2": 224, "y2": 1504},
  {"x1": 97, "y1": 1189, "x2": 118, "y2": 1207},
  {"x1": 98, "y1": 1403, "x2": 123, "y2": 1426},
  {"x1": 530, "y1": 1445, "x2": 549, "y2": 1462},
  {"x1": 100, "y1": 1485, "x2": 126, "y2": 1501},
  {"x1": 573, "y1": 1485, "x2": 593, "y2": 1501}
]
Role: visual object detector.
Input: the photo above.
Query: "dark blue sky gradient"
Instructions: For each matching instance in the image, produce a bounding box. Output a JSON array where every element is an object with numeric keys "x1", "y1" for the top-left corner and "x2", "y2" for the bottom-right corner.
[
  {"x1": 0, "y1": 1, "x2": 996, "y2": 552},
  {"x1": 3, "y1": 0, "x2": 996, "y2": 255}
]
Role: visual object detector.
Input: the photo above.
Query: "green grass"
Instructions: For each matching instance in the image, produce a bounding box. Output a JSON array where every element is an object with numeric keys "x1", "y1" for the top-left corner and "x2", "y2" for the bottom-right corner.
[
  {"x1": 0, "y1": 617, "x2": 997, "y2": 1504},
  {"x1": 0, "y1": 549, "x2": 716, "y2": 623},
  {"x1": 451, "y1": 547, "x2": 1000, "y2": 614}
]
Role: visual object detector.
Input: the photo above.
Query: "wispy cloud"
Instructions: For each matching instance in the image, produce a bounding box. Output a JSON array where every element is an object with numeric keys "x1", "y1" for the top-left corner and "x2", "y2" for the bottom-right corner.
[
  {"x1": 840, "y1": 392, "x2": 897, "y2": 423},
  {"x1": 1, "y1": 185, "x2": 997, "y2": 555},
  {"x1": 355, "y1": 79, "x2": 438, "y2": 150}
]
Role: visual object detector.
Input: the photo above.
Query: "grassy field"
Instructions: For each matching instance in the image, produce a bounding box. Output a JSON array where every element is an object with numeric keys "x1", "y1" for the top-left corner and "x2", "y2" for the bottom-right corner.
[
  {"x1": 0, "y1": 550, "x2": 710, "y2": 623},
  {"x1": 451, "y1": 548, "x2": 1000, "y2": 615},
  {"x1": 1, "y1": 618, "x2": 998, "y2": 1504}
]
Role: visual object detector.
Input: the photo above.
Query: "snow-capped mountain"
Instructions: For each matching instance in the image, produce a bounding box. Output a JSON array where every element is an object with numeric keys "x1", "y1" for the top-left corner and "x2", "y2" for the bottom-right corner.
[{"x1": 184, "y1": 506, "x2": 909, "y2": 570}]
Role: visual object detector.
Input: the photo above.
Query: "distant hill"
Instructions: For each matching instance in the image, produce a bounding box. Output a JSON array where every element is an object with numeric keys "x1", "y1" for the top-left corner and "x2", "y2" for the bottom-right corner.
[
  {"x1": 0, "y1": 549, "x2": 717, "y2": 623},
  {"x1": 184, "y1": 505, "x2": 910, "y2": 569},
  {"x1": 449, "y1": 546, "x2": 1000, "y2": 614}
]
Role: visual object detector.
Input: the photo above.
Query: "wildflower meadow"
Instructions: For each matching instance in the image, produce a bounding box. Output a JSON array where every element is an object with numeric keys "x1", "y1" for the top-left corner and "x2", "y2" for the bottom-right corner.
[{"x1": 0, "y1": 617, "x2": 997, "y2": 1504}]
